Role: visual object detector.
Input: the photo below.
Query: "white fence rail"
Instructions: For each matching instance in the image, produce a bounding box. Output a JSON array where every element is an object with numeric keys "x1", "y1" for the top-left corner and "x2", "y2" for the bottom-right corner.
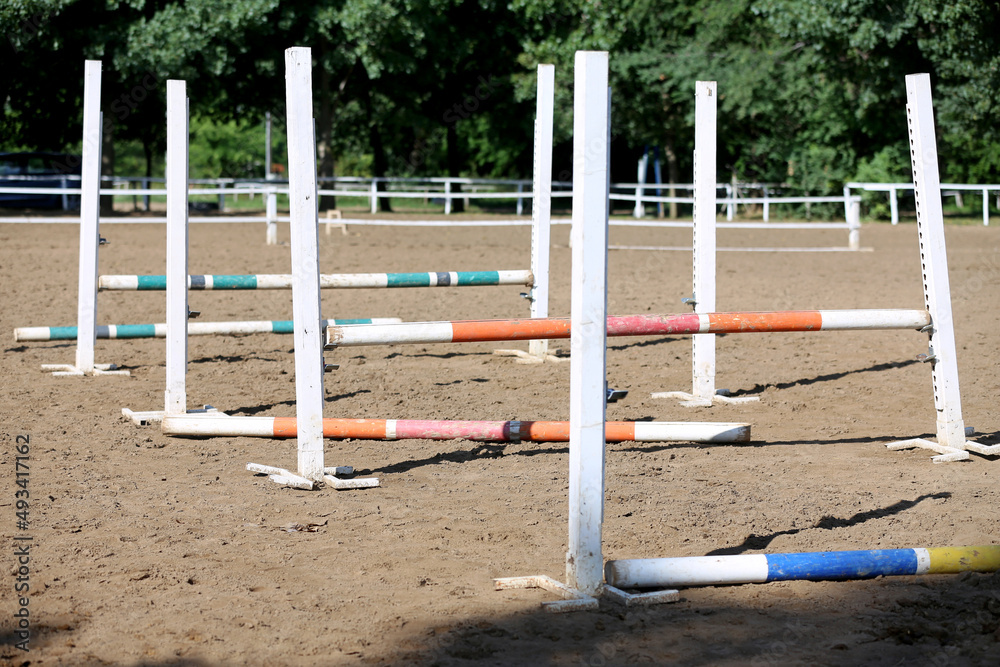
[
  {"x1": 2, "y1": 175, "x2": 996, "y2": 225},
  {"x1": 847, "y1": 181, "x2": 1000, "y2": 226}
]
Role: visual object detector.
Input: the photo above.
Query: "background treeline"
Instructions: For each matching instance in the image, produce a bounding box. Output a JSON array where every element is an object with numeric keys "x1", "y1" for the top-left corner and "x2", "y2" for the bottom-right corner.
[{"x1": 2, "y1": 0, "x2": 998, "y2": 193}]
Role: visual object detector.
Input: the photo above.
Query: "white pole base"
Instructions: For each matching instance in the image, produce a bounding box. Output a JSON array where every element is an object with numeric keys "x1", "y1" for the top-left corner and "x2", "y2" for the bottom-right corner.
[
  {"x1": 888, "y1": 427, "x2": 1000, "y2": 462},
  {"x1": 247, "y1": 463, "x2": 378, "y2": 491},
  {"x1": 323, "y1": 465, "x2": 380, "y2": 490},
  {"x1": 651, "y1": 388, "x2": 760, "y2": 408},
  {"x1": 886, "y1": 438, "x2": 969, "y2": 463},
  {"x1": 493, "y1": 575, "x2": 598, "y2": 612},
  {"x1": 121, "y1": 405, "x2": 221, "y2": 426},
  {"x1": 494, "y1": 575, "x2": 680, "y2": 611},
  {"x1": 964, "y1": 441, "x2": 1000, "y2": 456},
  {"x1": 602, "y1": 584, "x2": 680, "y2": 607},
  {"x1": 493, "y1": 349, "x2": 570, "y2": 364},
  {"x1": 247, "y1": 463, "x2": 314, "y2": 490},
  {"x1": 41, "y1": 363, "x2": 129, "y2": 377}
]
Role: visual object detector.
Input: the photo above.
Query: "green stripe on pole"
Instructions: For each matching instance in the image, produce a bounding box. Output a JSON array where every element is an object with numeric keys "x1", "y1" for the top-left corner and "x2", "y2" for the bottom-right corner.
[
  {"x1": 211, "y1": 275, "x2": 259, "y2": 289},
  {"x1": 114, "y1": 324, "x2": 158, "y2": 338},
  {"x1": 271, "y1": 320, "x2": 294, "y2": 333},
  {"x1": 329, "y1": 318, "x2": 377, "y2": 325},
  {"x1": 136, "y1": 275, "x2": 168, "y2": 290},
  {"x1": 386, "y1": 273, "x2": 432, "y2": 287},
  {"x1": 456, "y1": 271, "x2": 502, "y2": 286},
  {"x1": 48, "y1": 326, "x2": 78, "y2": 340}
]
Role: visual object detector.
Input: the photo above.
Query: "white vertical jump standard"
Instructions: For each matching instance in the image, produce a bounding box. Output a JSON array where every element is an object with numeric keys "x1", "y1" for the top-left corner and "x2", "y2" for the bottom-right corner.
[
  {"x1": 887, "y1": 74, "x2": 1000, "y2": 461},
  {"x1": 166, "y1": 81, "x2": 190, "y2": 417},
  {"x1": 41, "y1": 60, "x2": 128, "y2": 377},
  {"x1": 495, "y1": 63, "x2": 558, "y2": 363},
  {"x1": 564, "y1": 50, "x2": 609, "y2": 599},
  {"x1": 245, "y1": 46, "x2": 377, "y2": 491},
  {"x1": 653, "y1": 82, "x2": 757, "y2": 408},
  {"x1": 120, "y1": 81, "x2": 222, "y2": 425},
  {"x1": 495, "y1": 51, "x2": 676, "y2": 611}
]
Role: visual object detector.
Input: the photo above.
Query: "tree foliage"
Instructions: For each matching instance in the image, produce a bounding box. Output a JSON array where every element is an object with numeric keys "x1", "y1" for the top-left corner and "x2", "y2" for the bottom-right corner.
[{"x1": 2, "y1": 0, "x2": 998, "y2": 186}]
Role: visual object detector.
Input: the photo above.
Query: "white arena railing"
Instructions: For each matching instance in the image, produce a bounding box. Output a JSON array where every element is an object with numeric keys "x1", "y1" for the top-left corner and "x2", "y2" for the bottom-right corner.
[
  {"x1": 1, "y1": 175, "x2": 996, "y2": 227},
  {"x1": 847, "y1": 181, "x2": 1000, "y2": 226}
]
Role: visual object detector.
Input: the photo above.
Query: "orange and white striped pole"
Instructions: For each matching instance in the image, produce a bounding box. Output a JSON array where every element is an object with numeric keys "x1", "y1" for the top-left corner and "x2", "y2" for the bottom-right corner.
[
  {"x1": 325, "y1": 309, "x2": 931, "y2": 348},
  {"x1": 162, "y1": 415, "x2": 750, "y2": 443}
]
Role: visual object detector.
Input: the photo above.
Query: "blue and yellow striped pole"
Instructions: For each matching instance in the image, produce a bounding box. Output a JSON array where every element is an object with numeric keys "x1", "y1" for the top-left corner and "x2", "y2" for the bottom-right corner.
[{"x1": 605, "y1": 546, "x2": 1000, "y2": 588}]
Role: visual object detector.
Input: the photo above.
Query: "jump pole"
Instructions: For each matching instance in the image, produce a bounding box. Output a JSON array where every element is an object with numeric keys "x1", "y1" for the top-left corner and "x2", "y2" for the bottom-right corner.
[
  {"x1": 605, "y1": 546, "x2": 1000, "y2": 589},
  {"x1": 162, "y1": 416, "x2": 750, "y2": 442},
  {"x1": 40, "y1": 60, "x2": 127, "y2": 377},
  {"x1": 496, "y1": 63, "x2": 556, "y2": 363},
  {"x1": 97, "y1": 270, "x2": 533, "y2": 290},
  {"x1": 654, "y1": 82, "x2": 757, "y2": 408},
  {"x1": 14, "y1": 318, "x2": 402, "y2": 342},
  {"x1": 325, "y1": 309, "x2": 933, "y2": 347}
]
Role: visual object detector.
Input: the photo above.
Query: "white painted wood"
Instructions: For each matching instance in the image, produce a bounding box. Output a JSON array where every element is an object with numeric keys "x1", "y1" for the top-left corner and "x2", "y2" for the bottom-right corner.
[
  {"x1": 692, "y1": 81, "x2": 718, "y2": 403},
  {"x1": 285, "y1": 47, "x2": 325, "y2": 481},
  {"x1": 75, "y1": 60, "x2": 103, "y2": 373},
  {"x1": 165, "y1": 80, "x2": 189, "y2": 416},
  {"x1": 606, "y1": 555, "x2": 770, "y2": 588},
  {"x1": 904, "y1": 74, "x2": 966, "y2": 449},
  {"x1": 566, "y1": 50, "x2": 609, "y2": 596},
  {"x1": 529, "y1": 64, "x2": 554, "y2": 359},
  {"x1": 266, "y1": 189, "x2": 278, "y2": 244},
  {"x1": 633, "y1": 152, "x2": 647, "y2": 218}
]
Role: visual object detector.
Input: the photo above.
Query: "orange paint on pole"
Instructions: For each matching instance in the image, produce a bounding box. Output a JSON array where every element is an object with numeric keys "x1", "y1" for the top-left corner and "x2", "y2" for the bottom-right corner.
[
  {"x1": 707, "y1": 311, "x2": 823, "y2": 333},
  {"x1": 451, "y1": 318, "x2": 572, "y2": 343},
  {"x1": 270, "y1": 418, "x2": 639, "y2": 442}
]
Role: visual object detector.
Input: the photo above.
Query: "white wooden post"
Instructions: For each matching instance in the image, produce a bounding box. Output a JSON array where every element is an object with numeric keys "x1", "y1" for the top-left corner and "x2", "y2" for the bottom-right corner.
[
  {"x1": 650, "y1": 83, "x2": 756, "y2": 408},
  {"x1": 906, "y1": 74, "x2": 964, "y2": 450},
  {"x1": 566, "y1": 50, "x2": 609, "y2": 596},
  {"x1": 165, "y1": 80, "x2": 189, "y2": 415},
  {"x1": 264, "y1": 111, "x2": 273, "y2": 180},
  {"x1": 529, "y1": 64, "x2": 554, "y2": 360},
  {"x1": 848, "y1": 198, "x2": 861, "y2": 251},
  {"x1": 633, "y1": 152, "x2": 647, "y2": 218},
  {"x1": 43, "y1": 60, "x2": 126, "y2": 376},
  {"x1": 889, "y1": 73, "x2": 999, "y2": 461},
  {"x1": 444, "y1": 180, "x2": 452, "y2": 215},
  {"x1": 265, "y1": 189, "x2": 278, "y2": 245},
  {"x1": 74, "y1": 60, "x2": 102, "y2": 373},
  {"x1": 369, "y1": 178, "x2": 378, "y2": 214},
  {"x1": 516, "y1": 182, "x2": 524, "y2": 216},
  {"x1": 285, "y1": 47, "x2": 325, "y2": 481},
  {"x1": 890, "y1": 186, "x2": 899, "y2": 224},
  {"x1": 653, "y1": 151, "x2": 664, "y2": 218},
  {"x1": 691, "y1": 81, "x2": 718, "y2": 404}
]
